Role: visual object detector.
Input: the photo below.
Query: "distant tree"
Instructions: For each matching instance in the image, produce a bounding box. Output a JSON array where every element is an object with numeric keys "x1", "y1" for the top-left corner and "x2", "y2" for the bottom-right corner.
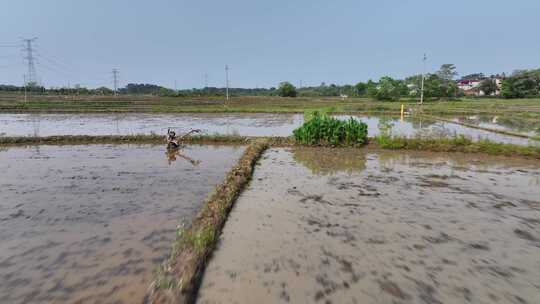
[
  {"x1": 354, "y1": 82, "x2": 367, "y2": 96},
  {"x1": 501, "y1": 79, "x2": 518, "y2": 98},
  {"x1": 125, "y1": 83, "x2": 164, "y2": 95},
  {"x1": 0, "y1": 84, "x2": 21, "y2": 92},
  {"x1": 478, "y1": 78, "x2": 497, "y2": 96},
  {"x1": 437, "y1": 64, "x2": 458, "y2": 82},
  {"x1": 366, "y1": 80, "x2": 378, "y2": 98},
  {"x1": 405, "y1": 74, "x2": 423, "y2": 85},
  {"x1": 340, "y1": 84, "x2": 355, "y2": 97},
  {"x1": 372, "y1": 76, "x2": 407, "y2": 101},
  {"x1": 158, "y1": 87, "x2": 177, "y2": 97},
  {"x1": 422, "y1": 74, "x2": 447, "y2": 98},
  {"x1": 95, "y1": 86, "x2": 113, "y2": 95},
  {"x1": 278, "y1": 82, "x2": 298, "y2": 97},
  {"x1": 446, "y1": 81, "x2": 459, "y2": 97},
  {"x1": 406, "y1": 73, "x2": 457, "y2": 99},
  {"x1": 501, "y1": 69, "x2": 540, "y2": 98}
]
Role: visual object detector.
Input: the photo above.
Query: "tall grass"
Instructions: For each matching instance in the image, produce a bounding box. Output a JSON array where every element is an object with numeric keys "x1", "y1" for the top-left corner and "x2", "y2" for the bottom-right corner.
[{"x1": 293, "y1": 111, "x2": 368, "y2": 146}]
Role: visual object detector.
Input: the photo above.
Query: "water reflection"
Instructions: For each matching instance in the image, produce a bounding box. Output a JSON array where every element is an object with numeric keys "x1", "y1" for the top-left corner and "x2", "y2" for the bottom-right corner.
[
  {"x1": 0, "y1": 113, "x2": 537, "y2": 145},
  {"x1": 292, "y1": 147, "x2": 366, "y2": 175},
  {"x1": 451, "y1": 114, "x2": 540, "y2": 136},
  {"x1": 166, "y1": 148, "x2": 201, "y2": 166},
  {"x1": 376, "y1": 150, "x2": 540, "y2": 186}
]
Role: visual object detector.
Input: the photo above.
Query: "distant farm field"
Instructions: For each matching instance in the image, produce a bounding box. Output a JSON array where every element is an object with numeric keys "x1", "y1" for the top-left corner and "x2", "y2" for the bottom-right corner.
[{"x1": 0, "y1": 93, "x2": 539, "y2": 118}]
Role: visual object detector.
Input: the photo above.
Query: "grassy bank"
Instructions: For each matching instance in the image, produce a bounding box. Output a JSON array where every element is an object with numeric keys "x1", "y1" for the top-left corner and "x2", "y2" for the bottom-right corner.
[
  {"x1": 0, "y1": 134, "x2": 253, "y2": 146},
  {"x1": 374, "y1": 135, "x2": 540, "y2": 159},
  {"x1": 1, "y1": 134, "x2": 538, "y2": 159},
  {"x1": 146, "y1": 139, "x2": 270, "y2": 304},
  {"x1": 0, "y1": 134, "x2": 297, "y2": 147},
  {"x1": 0, "y1": 96, "x2": 388, "y2": 114},
  {"x1": 1, "y1": 94, "x2": 539, "y2": 118}
]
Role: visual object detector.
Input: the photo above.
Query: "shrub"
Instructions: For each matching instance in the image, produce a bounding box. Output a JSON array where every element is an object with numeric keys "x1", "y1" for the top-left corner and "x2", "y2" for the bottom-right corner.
[
  {"x1": 277, "y1": 81, "x2": 298, "y2": 97},
  {"x1": 293, "y1": 111, "x2": 368, "y2": 146}
]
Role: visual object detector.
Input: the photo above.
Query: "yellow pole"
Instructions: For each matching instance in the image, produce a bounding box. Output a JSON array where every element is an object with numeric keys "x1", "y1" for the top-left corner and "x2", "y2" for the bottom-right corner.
[{"x1": 400, "y1": 104, "x2": 404, "y2": 121}]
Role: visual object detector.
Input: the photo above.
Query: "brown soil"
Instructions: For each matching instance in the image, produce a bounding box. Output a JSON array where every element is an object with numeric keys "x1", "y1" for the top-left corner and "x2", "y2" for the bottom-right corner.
[
  {"x1": 0, "y1": 144, "x2": 244, "y2": 304},
  {"x1": 197, "y1": 147, "x2": 540, "y2": 304}
]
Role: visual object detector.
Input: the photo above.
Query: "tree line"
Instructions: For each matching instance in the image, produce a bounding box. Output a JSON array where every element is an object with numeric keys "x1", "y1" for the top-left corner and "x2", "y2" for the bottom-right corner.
[
  {"x1": 279, "y1": 66, "x2": 540, "y2": 100},
  {"x1": 1, "y1": 66, "x2": 539, "y2": 100}
]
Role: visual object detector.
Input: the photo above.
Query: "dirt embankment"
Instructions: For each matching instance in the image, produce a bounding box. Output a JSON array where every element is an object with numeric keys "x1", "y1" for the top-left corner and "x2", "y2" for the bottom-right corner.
[{"x1": 146, "y1": 139, "x2": 270, "y2": 304}]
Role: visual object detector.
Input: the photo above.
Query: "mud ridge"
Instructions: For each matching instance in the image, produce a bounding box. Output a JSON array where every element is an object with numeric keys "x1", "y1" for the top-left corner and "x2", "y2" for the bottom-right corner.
[{"x1": 145, "y1": 139, "x2": 270, "y2": 304}]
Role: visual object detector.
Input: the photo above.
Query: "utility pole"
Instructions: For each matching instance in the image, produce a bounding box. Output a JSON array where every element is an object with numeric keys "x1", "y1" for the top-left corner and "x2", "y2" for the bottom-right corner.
[
  {"x1": 112, "y1": 69, "x2": 119, "y2": 96},
  {"x1": 23, "y1": 75, "x2": 27, "y2": 103},
  {"x1": 420, "y1": 53, "x2": 426, "y2": 105},
  {"x1": 22, "y1": 37, "x2": 38, "y2": 86},
  {"x1": 174, "y1": 80, "x2": 177, "y2": 92},
  {"x1": 204, "y1": 73, "x2": 209, "y2": 95},
  {"x1": 225, "y1": 65, "x2": 229, "y2": 101}
]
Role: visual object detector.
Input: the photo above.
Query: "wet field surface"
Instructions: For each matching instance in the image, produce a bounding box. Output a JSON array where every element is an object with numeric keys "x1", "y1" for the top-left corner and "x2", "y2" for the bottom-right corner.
[
  {"x1": 0, "y1": 144, "x2": 244, "y2": 304},
  {"x1": 0, "y1": 113, "x2": 302, "y2": 137},
  {"x1": 198, "y1": 147, "x2": 540, "y2": 304},
  {"x1": 448, "y1": 115, "x2": 540, "y2": 137},
  {"x1": 0, "y1": 113, "x2": 537, "y2": 145}
]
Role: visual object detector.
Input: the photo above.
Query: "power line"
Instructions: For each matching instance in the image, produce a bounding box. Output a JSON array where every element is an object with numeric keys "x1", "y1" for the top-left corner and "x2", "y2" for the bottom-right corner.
[
  {"x1": 35, "y1": 52, "x2": 75, "y2": 75},
  {"x1": 0, "y1": 62, "x2": 20, "y2": 68},
  {"x1": 36, "y1": 48, "x2": 71, "y2": 64},
  {"x1": 37, "y1": 60, "x2": 75, "y2": 78}
]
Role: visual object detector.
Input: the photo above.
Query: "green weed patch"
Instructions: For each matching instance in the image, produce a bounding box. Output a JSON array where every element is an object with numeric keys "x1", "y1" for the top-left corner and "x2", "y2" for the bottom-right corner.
[{"x1": 293, "y1": 111, "x2": 368, "y2": 146}]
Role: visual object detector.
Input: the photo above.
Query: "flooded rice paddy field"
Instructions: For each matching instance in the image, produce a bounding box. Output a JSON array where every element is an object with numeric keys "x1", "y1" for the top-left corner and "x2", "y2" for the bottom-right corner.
[
  {"x1": 448, "y1": 114, "x2": 540, "y2": 137},
  {"x1": 0, "y1": 113, "x2": 537, "y2": 146},
  {"x1": 199, "y1": 147, "x2": 540, "y2": 304},
  {"x1": 0, "y1": 143, "x2": 244, "y2": 304}
]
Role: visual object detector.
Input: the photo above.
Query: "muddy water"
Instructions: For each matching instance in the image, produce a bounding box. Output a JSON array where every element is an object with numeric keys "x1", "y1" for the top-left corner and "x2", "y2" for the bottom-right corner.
[
  {"x1": 448, "y1": 114, "x2": 540, "y2": 137},
  {"x1": 0, "y1": 113, "x2": 302, "y2": 137},
  {"x1": 0, "y1": 113, "x2": 537, "y2": 146},
  {"x1": 198, "y1": 148, "x2": 540, "y2": 304},
  {"x1": 0, "y1": 144, "x2": 244, "y2": 304}
]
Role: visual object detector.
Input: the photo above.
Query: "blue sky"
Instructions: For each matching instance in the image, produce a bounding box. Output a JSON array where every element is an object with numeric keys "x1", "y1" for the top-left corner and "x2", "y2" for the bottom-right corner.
[{"x1": 1, "y1": 0, "x2": 539, "y2": 89}]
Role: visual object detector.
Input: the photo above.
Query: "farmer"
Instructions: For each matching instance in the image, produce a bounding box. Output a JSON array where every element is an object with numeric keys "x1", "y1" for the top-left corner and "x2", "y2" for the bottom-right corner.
[
  {"x1": 166, "y1": 128, "x2": 202, "y2": 149},
  {"x1": 166, "y1": 128, "x2": 180, "y2": 149}
]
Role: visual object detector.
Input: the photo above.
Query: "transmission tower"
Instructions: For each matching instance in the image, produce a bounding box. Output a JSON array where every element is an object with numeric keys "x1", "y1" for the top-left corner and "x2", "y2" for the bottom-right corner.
[
  {"x1": 22, "y1": 37, "x2": 38, "y2": 86},
  {"x1": 112, "y1": 69, "x2": 119, "y2": 95}
]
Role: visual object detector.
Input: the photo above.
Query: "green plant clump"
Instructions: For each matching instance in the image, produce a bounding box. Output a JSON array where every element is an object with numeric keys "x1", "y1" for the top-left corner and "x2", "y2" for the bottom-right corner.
[{"x1": 293, "y1": 111, "x2": 368, "y2": 146}]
